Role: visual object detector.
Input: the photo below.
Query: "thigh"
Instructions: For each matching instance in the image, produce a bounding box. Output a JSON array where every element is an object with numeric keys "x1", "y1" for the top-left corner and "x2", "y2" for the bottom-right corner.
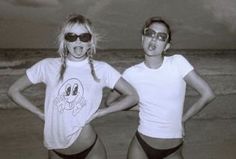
[
  {"x1": 48, "y1": 137, "x2": 107, "y2": 159},
  {"x1": 164, "y1": 145, "x2": 184, "y2": 159},
  {"x1": 86, "y1": 136, "x2": 107, "y2": 159},
  {"x1": 127, "y1": 136, "x2": 148, "y2": 159},
  {"x1": 48, "y1": 150, "x2": 61, "y2": 159}
]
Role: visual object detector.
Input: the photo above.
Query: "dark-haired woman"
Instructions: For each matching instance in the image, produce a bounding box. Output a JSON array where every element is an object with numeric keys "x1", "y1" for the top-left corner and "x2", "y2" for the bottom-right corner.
[{"x1": 107, "y1": 17, "x2": 215, "y2": 159}]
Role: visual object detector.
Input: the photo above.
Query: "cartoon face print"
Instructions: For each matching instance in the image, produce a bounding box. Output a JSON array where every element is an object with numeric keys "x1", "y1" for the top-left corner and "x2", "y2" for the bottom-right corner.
[
  {"x1": 53, "y1": 78, "x2": 87, "y2": 116},
  {"x1": 64, "y1": 83, "x2": 80, "y2": 104}
]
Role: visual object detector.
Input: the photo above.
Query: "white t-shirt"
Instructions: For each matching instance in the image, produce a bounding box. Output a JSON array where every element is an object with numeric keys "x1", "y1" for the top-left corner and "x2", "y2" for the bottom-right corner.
[
  {"x1": 26, "y1": 57, "x2": 121, "y2": 149},
  {"x1": 123, "y1": 55, "x2": 193, "y2": 138}
]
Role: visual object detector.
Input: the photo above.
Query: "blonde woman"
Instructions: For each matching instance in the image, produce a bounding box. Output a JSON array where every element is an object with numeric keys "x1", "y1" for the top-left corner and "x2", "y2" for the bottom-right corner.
[{"x1": 8, "y1": 14, "x2": 138, "y2": 159}]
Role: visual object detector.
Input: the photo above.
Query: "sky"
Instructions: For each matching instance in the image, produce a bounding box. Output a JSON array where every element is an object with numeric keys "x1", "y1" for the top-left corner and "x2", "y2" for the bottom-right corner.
[{"x1": 0, "y1": 0, "x2": 236, "y2": 49}]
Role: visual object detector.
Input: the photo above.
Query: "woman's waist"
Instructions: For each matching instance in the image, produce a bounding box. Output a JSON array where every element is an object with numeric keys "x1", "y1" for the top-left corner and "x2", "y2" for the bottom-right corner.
[
  {"x1": 139, "y1": 112, "x2": 182, "y2": 126},
  {"x1": 138, "y1": 121, "x2": 183, "y2": 139},
  {"x1": 139, "y1": 105, "x2": 183, "y2": 118},
  {"x1": 137, "y1": 131, "x2": 183, "y2": 149},
  {"x1": 54, "y1": 124, "x2": 97, "y2": 154}
]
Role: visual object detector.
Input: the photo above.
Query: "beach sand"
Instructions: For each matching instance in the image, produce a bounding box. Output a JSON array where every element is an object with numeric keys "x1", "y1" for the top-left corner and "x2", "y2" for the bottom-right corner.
[{"x1": 1, "y1": 49, "x2": 236, "y2": 159}]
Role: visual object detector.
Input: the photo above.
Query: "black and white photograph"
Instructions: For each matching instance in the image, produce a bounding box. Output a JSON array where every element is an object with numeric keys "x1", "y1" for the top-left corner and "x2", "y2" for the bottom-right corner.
[{"x1": 0, "y1": 0, "x2": 236, "y2": 159}]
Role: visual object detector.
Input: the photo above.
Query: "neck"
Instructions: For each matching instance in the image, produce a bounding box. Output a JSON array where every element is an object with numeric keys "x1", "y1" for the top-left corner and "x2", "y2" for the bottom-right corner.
[
  {"x1": 144, "y1": 54, "x2": 164, "y2": 69},
  {"x1": 67, "y1": 54, "x2": 87, "y2": 62}
]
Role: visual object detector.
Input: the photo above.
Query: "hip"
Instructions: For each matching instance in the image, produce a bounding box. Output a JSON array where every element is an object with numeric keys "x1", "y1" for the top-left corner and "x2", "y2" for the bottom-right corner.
[
  {"x1": 54, "y1": 124, "x2": 97, "y2": 154},
  {"x1": 137, "y1": 130, "x2": 183, "y2": 149}
]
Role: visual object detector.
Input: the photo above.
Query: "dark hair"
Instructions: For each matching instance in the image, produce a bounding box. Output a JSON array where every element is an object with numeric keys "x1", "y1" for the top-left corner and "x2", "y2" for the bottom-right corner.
[{"x1": 142, "y1": 17, "x2": 171, "y2": 43}]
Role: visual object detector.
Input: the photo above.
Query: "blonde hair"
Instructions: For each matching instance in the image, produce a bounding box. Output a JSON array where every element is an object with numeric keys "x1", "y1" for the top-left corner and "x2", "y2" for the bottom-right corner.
[{"x1": 57, "y1": 14, "x2": 99, "y2": 82}]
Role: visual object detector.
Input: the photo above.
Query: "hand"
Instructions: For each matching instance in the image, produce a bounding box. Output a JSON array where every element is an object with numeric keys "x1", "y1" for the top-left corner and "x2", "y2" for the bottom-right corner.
[{"x1": 86, "y1": 109, "x2": 105, "y2": 124}]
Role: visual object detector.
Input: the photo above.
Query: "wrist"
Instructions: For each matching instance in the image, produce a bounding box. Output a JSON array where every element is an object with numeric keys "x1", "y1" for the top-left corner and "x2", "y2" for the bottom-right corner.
[
  {"x1": 182, "y1": 116, "x2": 188, "y2": 123},
  {"x1": 97, "y1": 108, "x2": 107, "y2": 118},
  {"x1": 36, "y1": 111, "x2": 44, "y2": 118}
]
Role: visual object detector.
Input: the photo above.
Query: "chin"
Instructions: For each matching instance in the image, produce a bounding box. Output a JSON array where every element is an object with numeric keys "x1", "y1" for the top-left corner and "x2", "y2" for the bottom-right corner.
[
  {"x1": 74, "y1": 51, "x2": 86, "y2": 57},
  {"x1": 76, "y1": 54, "x2": 87, "y2": 59},
  {"x1": 145, "y1": 50, "x2": 161, "y2": 56}
]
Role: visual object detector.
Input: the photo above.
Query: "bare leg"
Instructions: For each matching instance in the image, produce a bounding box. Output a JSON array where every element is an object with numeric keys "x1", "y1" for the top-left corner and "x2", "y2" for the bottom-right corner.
[
  {"x1": 127, "y1": 136, "x2": 148, "y2": 159},
  {"x1": 48, "y1": 150, "x2": 61, "y2": 159},
  {"x1": 86, "y1": 137, "x2": 107, "y2": 159},
  {"x1": 48, "y1": 137, "x2": 107, "y2": 159},
  {"x1": 165, "y1": 146, "x2": 184, "y2": 159}
]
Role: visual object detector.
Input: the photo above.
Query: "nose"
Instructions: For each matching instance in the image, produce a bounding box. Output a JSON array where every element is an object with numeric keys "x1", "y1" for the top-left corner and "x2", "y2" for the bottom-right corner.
[
  {"x1": 151, "y1": 37, "x2": 158, "y2": 43},
  {"x1": 150, "y1": 35, "x2": 158, "y2": 42},
  {"x1": 74, "y1": 39, "x2": 82, "y2": 44}
]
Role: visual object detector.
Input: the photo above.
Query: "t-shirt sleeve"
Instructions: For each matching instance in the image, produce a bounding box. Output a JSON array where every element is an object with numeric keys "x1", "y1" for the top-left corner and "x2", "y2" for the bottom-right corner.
[
  {"x1": 26, "y1": 59, "x2": 47, "y2": 84},
  {"x1": 103, "y1": 63, "x2": 121, "y2": 89},
  {"x1": 122, "y1": 68, "x2": 132, "y2": 83},
  {"x1": 174, "y1": 55, "x2": 194, "y2": 78}
]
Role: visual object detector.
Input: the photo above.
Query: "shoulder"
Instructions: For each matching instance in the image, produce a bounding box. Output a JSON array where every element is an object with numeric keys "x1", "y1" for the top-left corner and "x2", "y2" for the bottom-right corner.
[
  {"x1": 169, "y1": 54, "x2": 194, "y2": 77},
  {"x1": 165, "y1": 54, "x2": 185, "y2": 60},
  {"x1": 165, "y1": 54, "x2": 190, "y2": 64},
  {"x1": 172, "y1": 54, "x2": 188, "y2": 61},
  {"x1": 92, "y1": 60, "x2": 119, "y2": 73},
  {"x1": 28, "y1": 58, "x2": 61, "y2": 73},
  {"x1": 93, "y1": 60, "x2": 107, "y2": 65},
  {"x1": 36, "y1": 57, "x2": 60, "y2": 66},
  {"x1": 123, "y1": 62, "x2": 144, "y2": 75},
  {"x1": 45, "y1": 57, "x2": 61, "y2": 64},
  {"x1": 92, "y1": 60, "x2": 112, "y2": 68}
]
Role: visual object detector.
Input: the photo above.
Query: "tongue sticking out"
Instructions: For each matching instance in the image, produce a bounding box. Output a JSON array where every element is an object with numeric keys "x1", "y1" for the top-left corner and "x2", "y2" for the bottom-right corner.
[
  {"x1": 148, "y1": 43, "x2": 156, "y2": 51},
  {"x1": 74, "y1": 46, "x2": 83, "y2": 53}
]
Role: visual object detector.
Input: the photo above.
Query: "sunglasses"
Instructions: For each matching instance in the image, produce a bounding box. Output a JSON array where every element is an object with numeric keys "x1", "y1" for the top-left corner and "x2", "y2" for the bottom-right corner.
[
  {"x1": 143, "y1": 28, "x2": 168, "y2": 42},
  {"x1": 64, "y1": 32, "x2": 92, "y2": 42}
]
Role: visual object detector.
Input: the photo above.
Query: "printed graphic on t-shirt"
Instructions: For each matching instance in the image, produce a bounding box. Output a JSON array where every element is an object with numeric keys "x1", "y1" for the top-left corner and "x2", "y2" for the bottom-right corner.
[{"x1": 53, "y1": 78, "x2": 87, "y2": 116}]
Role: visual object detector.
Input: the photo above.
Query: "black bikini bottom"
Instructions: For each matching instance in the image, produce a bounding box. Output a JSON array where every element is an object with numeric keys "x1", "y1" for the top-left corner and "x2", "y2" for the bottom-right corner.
[
  {"x1": 136, "y1": 131, "x2": 183, "y2": 159},
  {"x1": 53, "y1": 134, "x2": 98, "y2": 159}
]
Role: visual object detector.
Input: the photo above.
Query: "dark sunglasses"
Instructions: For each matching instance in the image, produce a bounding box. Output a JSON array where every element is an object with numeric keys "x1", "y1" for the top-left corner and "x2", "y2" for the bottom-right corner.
[
  {"x1": 64, "y1": 32, "x2": 92, "y2": 42},
  {"x1": 143, "y1": 28, "x2": 168, "y2": 42}
]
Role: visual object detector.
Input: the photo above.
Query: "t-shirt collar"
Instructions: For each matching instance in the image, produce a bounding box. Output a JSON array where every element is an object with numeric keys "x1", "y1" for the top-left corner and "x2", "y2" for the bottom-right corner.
[{"x1": 66, "y1": 57, "x2": 89, "y2": 67}]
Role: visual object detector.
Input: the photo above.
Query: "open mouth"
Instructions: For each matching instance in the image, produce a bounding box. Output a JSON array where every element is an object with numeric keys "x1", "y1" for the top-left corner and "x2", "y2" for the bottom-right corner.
[
  {"x1": 74, "y1": 46, "x2": 84, "y2": 52},
  {"x1": 148, "y1": 43, "x2": 156, "y2": 51}
]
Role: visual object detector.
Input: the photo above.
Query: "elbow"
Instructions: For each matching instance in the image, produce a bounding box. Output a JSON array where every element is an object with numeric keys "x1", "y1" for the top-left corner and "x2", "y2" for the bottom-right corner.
[
  {"x1": 105, "y1": 98, "x2": 113, "y2": 107},
  {"x1": 130, "y1": 92, "x2": 139, "y2": 106},
  {"x1": 209, "y1": 91, "x2": 216, "y2": 102},
  {"x1": 123, "y1": 91, "x2": 139, "y2": 108},
  {"x1": 8, "y1": 86, "x2": 18, "y2": 99},
  {"x1": 105, "y1": 101, "x2": 109, "y2": 107},
  {"x1": 204, "y1": 90, "x2": 216, "y2": 103},
  {"x1": 130, "y1": 87, "x2": 139, "y2": 106},
  {"x1": 123, "y1": 93, "x2": 139, "y2": 111}
]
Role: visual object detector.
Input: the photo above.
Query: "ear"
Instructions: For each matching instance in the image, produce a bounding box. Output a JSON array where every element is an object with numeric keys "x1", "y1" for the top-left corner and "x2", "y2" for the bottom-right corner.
[{"x1": 164, "y1": 43, "x2": 171, "y2": 51}]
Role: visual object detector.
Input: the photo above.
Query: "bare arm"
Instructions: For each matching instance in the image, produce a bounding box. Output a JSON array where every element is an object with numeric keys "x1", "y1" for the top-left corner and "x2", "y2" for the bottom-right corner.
[
  {"x1": 105, "y1": 89, "x2": 121, "y2": 106},
  {"x1": 106, "y1": 84, "x2": 139, "y2": 111},
  {"x1": 182, "y1": 70, "x2": 216, "y2": 122},
  {"x1": 8, "y1": 74, "x2": 44, "y2": 121},
  {"x1": 87, "y1": 77, "x2": 139, "y2": 122}
]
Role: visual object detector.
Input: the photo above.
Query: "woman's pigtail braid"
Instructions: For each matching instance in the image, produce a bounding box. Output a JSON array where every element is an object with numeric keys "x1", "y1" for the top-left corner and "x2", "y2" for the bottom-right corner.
[
  {"x1": 59, "y1": 45, "x2": 68, "y2": 81},
  {"x1": 59, "y1": 56, "x2": 66, "y2": 80},
  {"x1": 88, "y1": 50, "x2": 100, "y2": 82}
]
